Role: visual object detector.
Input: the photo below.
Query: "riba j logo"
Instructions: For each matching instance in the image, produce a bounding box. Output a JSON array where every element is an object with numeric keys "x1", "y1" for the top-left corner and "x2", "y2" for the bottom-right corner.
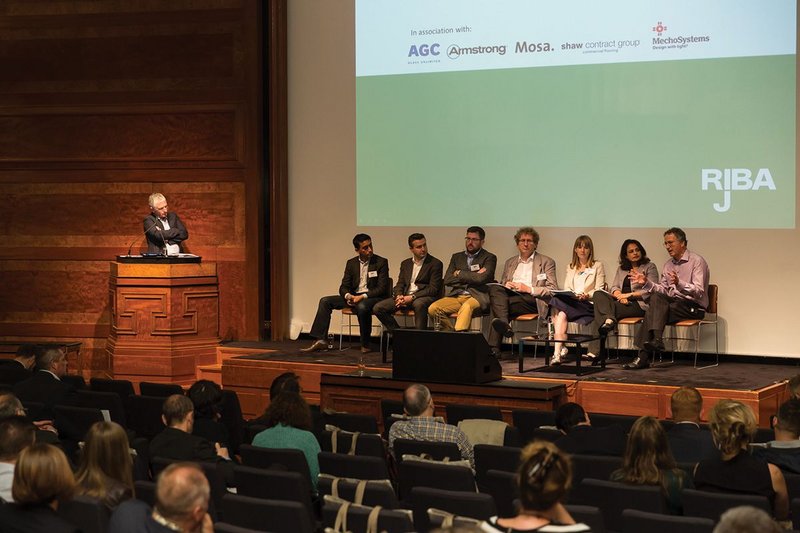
[{"x1": 701, "y1": 168, "x2": 776, "y2": 212}]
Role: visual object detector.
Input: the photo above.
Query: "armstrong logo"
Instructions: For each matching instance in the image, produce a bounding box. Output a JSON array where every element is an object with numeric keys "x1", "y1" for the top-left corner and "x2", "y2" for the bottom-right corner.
[
  {"x1": 701, "y1": 168, "x2": 776, "y2": 212},
  {"x1": 652, "y1": 21, "x2": 668, "y2": 36},
  {"x1": 447, "y1": 43, "x2": 507, "y2": 59}
]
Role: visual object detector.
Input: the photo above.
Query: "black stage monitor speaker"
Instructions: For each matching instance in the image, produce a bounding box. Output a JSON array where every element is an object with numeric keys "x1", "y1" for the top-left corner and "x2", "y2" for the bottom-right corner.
[{"x1": 392, "y1": 329, "x2": 502, "y2": 384}]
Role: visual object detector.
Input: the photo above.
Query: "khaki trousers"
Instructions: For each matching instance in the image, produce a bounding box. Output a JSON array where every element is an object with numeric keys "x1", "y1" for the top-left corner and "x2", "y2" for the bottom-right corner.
[{"x1": 428, "y1": 295, "x2": 480, "y2": 331}]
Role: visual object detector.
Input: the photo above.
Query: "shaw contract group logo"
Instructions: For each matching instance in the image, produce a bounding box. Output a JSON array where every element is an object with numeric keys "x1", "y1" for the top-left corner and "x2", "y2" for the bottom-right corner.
[{"x1": 701, "y1": 168, "x2": 776, "y2": 212}]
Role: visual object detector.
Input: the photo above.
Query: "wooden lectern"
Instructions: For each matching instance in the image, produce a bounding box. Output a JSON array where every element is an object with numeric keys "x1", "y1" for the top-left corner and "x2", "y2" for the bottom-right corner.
[{"x1": 106, "y1": 259, "x2": 220, "y2": 385}]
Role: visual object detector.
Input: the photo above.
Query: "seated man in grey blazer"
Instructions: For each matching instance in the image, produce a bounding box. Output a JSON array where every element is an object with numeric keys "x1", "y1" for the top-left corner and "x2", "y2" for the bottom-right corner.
[
  {"x1": 374, "y1": 233, "x2": 443, "y2": 331},
  {"x1": 428, "y1": 226, "x2": 497, "y2": 331},
  {"x1": 488, "y1": 227, "x2": 557, "y2": 356}
]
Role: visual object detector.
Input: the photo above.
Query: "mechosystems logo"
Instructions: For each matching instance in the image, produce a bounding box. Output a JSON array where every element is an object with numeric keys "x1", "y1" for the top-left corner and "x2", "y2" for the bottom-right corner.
[
  {"x1": 447, "y1": 43, "x2": 507, "y2": 59},
  {"x1": 652, "y1": 21, "x2": 668, "y2": 36},
  {"x1": 701, "y1": 167, "x2": 776, "y2": 212}
]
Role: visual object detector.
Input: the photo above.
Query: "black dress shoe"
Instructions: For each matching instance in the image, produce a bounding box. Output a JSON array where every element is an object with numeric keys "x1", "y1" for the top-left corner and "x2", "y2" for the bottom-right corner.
[
  {"x1": 491, "y1": 318, "x2": 514, "y2": 338},
  {"x1": 598, "y1": 320, "x2": 616, "y2": 336},
  {"x1": 623, "y1": 355, "x2": 650, "y2": 370},
  {"x1": 643, "y1": 339, "x2": 665, "y2": 353}
]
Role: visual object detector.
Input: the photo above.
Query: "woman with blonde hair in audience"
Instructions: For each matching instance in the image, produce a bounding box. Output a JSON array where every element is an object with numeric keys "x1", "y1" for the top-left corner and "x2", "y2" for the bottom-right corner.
[
  {"x1": 549, "y1": 235, "x2": 606, "y2": 365},
  {"x1": 75, "y1": 420, "x2": 134, "y2": 509},
  {"x1": 480, "y1": 440, "x2": 591, "y2": 532},
  {"x1": 694, "y1": 399, "x2": 789, "y2": 521},
  {"x1": 611, "y1": 416, "x2": 690, "y2": 514},
  {"x1": 0, "y1": 443, "x2": 79, "y2": 532}
]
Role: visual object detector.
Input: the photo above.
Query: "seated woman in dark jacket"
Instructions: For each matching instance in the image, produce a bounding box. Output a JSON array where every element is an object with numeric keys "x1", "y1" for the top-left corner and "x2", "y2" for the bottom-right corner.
[{"x1": 75, "y1": 421, "x2": 134, "y2": 509}]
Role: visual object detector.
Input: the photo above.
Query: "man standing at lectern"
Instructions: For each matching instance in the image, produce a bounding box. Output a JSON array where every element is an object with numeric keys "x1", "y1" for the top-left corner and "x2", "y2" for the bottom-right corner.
[
  {"x1": 144, "y1": 192, "x2": 188, "y2": 255},
  {"x1": 302, "y1": 234, "x2": 389, "y2": 354},
  {"x1": 373, "y1": 233, "x2": 443, "y2": 332},
  {"x1": 487, "y1": 227, "x2": 558, "y2": 357}
]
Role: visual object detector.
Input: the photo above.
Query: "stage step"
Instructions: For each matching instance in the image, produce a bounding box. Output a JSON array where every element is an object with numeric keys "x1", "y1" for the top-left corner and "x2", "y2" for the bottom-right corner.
[{"x1": 197, "y1": 363, "x2": 221, "y2": 385}]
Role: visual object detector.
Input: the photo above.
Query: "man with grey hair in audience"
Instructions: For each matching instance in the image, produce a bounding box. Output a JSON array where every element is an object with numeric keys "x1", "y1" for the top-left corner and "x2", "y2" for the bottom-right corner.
[
  {"x1": 13, "y1": 348, "x2": 75, "y2": 408},
  {"x1": 109, "y1": 462, "x2": 212, "y2": 532},
  {"x1": 388, "y1": 383, "x2": 474, "y2": 467},
  {"x1": 712, "y1": 505, "x2": 782, "y2": 533}
]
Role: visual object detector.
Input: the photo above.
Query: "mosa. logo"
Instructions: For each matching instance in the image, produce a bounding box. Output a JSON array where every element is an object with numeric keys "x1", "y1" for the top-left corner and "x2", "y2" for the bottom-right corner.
[
  {"x1": 652, "y1": 21, "x2": 668, "y2": 36},
  {"x1": 701, "y1": 168, "x2": 776, "y2": 212}
]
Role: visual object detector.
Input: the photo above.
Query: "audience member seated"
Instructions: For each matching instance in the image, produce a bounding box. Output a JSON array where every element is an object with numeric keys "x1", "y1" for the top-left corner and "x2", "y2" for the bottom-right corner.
[
  {"x1": 787, "y1": 374, "x2": 800, "y2": 400},
  {"x1": 75, "y1": 421, "x2": 134, "y2": 509},
  {"x1": 0, "y1": 392, "x2": 60, "y2": 447},
  {"x1": 610, "y1": 416, "x2": 690, "y2": 514},
  {"x1": 0, "y1": 443, "x2": 78, "y2": 532},
  {"x1": 149, "y1": 394, "x2": 231, "y2": 466},
  {"x1": 388, "y1": 383, "x2": 474, "y2": 467},
  {"x1": 251, "y1": 390, "x2": 321, "y2": 488},
  {"x1": 481, "y1": 440, "x2": 591, "y2": 532},
  {"x1": 751, "y1": 398, "x2": 800, "y2": 474},
  {"x1": 667, "y1": 386, "x2": 718, "y2": 463},
  {"x1": 554, "y1": 402, "x2": 625, "y2": 456},
  {"x1": 0, "y1": 415, "x2": 36, "y2": 502},
  {"x1": 109, "y1": 462, "x2": 212, "y2": 533},
  {"x1": 694, "y1": 399, "x2": 789, "y2": 521},
  {"x1": 0, "y1": 344, "x2": 40, "y2": 385},
  {"x1": 712, "y1": 505, "x2": 783, "y2": 533},
  {"x1": 187, "y1": 380, "x2": 230, "y2": 449},
  {"x1": 13, "y1": 347, "x2": 77, "y2": 408}
]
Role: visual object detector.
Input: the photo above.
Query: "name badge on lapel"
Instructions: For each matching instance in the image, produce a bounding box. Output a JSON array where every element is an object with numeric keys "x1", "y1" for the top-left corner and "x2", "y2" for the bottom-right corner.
[
  {"x1": 537, "y1": 273, "x2": 547, "y2": 281},
  {"x1": 470, "y1": 264, "x2": 480, "y2": 272},
  {"x1": 368, "y1": 271, "x2": 378, "y2": 278}
]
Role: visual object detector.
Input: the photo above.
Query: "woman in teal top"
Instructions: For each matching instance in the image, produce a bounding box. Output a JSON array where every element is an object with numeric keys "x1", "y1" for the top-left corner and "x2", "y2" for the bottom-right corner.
[
  {"x1": 610, "y1": 415, "x2": 690, "y2": 514},
  {"x1": 252, "y1": 391, "x2": 321, "y2": 488}
]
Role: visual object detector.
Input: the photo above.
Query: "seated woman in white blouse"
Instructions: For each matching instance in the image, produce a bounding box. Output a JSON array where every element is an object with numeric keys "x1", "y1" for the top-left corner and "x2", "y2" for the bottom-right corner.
[{"x1": 549, "y1": 235, "x2": 605, "y2": 365}]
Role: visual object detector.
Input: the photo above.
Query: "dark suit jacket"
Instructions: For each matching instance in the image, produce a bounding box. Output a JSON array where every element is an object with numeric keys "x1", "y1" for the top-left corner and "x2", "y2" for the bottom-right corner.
[
  {"x1": 109, "y1": 499, "x2": 175, "y2": 533},
  {"x1": 0, "y1": 359, "x2": 32, "y2": 385},
  {"x1": 0, "y1": 503, "x2": 80, "y2": 533},
  {"x1": 143, "y1": 212, "x2": 188, "y2": 254},
  {"x1": 442, "y1": 248, "x2": 498, "y2": 310},
  {"x1": 338, "y1": 254, "x2": 390, "y2": 299},
  {"x1": 555, "y1": 424, "x2": 626, "y2": 456},
  {"x1": 149, "y1": 426, "x2": 220, "y2": 463},
  {"x1": 392, "y1": 254, "x2": 443, "y2": 300},
  {"x1": 13, "y1": 371, "x2": 77, "y2": 408},
  {"x1": 667, "y1": 423, "x2": 719, "y2": 463}
]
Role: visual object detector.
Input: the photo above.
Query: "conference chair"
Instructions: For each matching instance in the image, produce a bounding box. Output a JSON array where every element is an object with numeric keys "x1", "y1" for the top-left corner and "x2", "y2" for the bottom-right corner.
[
  {"x1": 577, "y1": 479, "x2": 665, "y2": 532},
  {"x1": 380, "y1": 399, "x2": 404, "y2": 438},
  {"x1": 511, "y1": 408, "x2": 557, "y2": 431},
  {"x1": 792, "y1": 497, "x2": 800, "y2": 530},
  {"x1": 322, "y1": 497, "x2": 414, "y2": 533},
  {"x1": 239, "y1": 445, "x2": 313, "y2": 486},
  {"x1": 570, "y1": 455, "x2": 623, "y2": 500},
  {"x1": 233, "y1": 465, "x2": 315, "y2": 520},
  {"x1": 318, "y1": 429, "x2": 386, "y2": 458},
  {"x1": 481, "y1": 469, "x2": 518, "y2": 518},
  {"x1": 53, "y1": 404, "x2": 104, "y2": 440},
  {"x1": 338, "y1": 278, "x2": 392, "y2": 352},
  {"x1": 139, "y1": 381, "x2": 183, "y2": 397},
  {"x1": 397, "y1": 460, "x2": 476, "y2": 502},
  {"x1": 89, "y1": 377, "x2": 135, "y2": 401},
  {"x1": 565, "y1": 505, "x2": 606, "y2": 533},
  {"x1": 133, "y1": 480, "x2": 156, "y2": 507},
  {"x1": 445, "y1": 403, "x2": 503, "y2": 426},
  {"x1": 213, "y1": 523, "x2": 264, "y2": 533},
  {"x1": 681, "y1": 488, "x2": 771, "y2": 521},
  {"x1": 393, "y1": 438, "x2": 462, "y2": 463},
  {"x1": 126, "y1": 395, "x2": 167, "y2": 440},
  {"x1": 222, "y1": 494, "x2": 314, "y2": 533},
  {"x1": 473, "y1": 444, "x2": 522, "y2": 489},
  {"x1": 74, "y1": 389, "x2": 128, "y2": 427},
  {"x1": 409, "y1": 486, "x2": 496, "y2": 532},
  {"x1": 58, "y1": 494, "x2": 111, "y2": 533},
  {"x1": 322, "y1": 411, "x2": 380, "y2": 434},
  {"x1": 61, "y1": 373, "x2": 87, "y2": 390},
  {"x1": 621, "y1": 509, "x2": 714, "y2": 533},
  {"x1": 588, "y1": 412, "x2": 637, "y2": 433},
  {"x1": 318, "y1": 451, "x2": 390, "y2": 480},
  {"x1": 509, "y1": 313, "x2": 540, "y2": 354},
  {"x1": 664, "y1": 283, "x2": 719, "y2": 369},
  {"x1": 318, "y1": 475, "x2": 400, "y2": 509}
]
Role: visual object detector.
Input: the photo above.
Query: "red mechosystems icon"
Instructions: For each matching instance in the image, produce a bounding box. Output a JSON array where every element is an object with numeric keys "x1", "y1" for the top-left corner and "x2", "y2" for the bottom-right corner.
[{"x1": 652, "y1": 21, "x2": 668, "y2": 35}]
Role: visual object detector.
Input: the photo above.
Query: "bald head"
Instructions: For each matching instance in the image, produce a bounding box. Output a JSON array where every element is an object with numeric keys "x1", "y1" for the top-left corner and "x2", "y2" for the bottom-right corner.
[
  {"x1": 403, "y1": 384, "x2": 433, "y2": 417},
  {"x1": 155, "y1": 463, "x2": 210, "y2": 530}
]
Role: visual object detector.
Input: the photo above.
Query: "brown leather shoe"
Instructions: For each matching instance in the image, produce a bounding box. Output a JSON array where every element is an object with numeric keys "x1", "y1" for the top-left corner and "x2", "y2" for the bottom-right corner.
[
  {"x1": 300, "y1": 340, "x2": 327, "y2": 352},
  {"x1": 360, "y1": 346, "x2": 371, "y2": 354}
]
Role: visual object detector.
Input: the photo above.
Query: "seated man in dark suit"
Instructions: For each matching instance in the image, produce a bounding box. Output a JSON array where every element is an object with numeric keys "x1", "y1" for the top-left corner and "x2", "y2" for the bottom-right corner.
[
  {"x1": 149, "y1": 394, "x2": 230, "y2": 464},
  {"x1": 667, "y1": 386, "x2": 718, "y2": 463},
  {"x1": 12, "y1": 348, "x2": 76, "y2": 408},
  {"x1": 0, "y1": 344, "x2": 39, "y2": 386},
  {"x1": 374, "y1": 233, "x2": 443, "y2": 332},
  {"x1": 554, "y1": 402, "x2": 626, "y2": 456},
  {"x1": 0, "y1": 392, "x2": 60, "y2": 448},
  {"x1": 752, "y1": 398, "x2": 800, "y2": 474},
  {"x1": 302, "y1": 233, "x2": 389, "y2": 354}
]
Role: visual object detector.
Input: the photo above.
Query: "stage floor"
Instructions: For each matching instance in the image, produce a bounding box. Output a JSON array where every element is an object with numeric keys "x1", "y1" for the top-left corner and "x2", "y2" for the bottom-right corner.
[{"x1": 219, "y1": 339, "x2": 797, "y2": 427}]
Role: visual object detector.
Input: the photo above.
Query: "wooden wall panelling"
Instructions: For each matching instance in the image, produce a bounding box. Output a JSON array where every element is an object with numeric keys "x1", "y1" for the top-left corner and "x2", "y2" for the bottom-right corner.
[{"x1": 0, "y1": 0, "x2": 264, "y2": 376}]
